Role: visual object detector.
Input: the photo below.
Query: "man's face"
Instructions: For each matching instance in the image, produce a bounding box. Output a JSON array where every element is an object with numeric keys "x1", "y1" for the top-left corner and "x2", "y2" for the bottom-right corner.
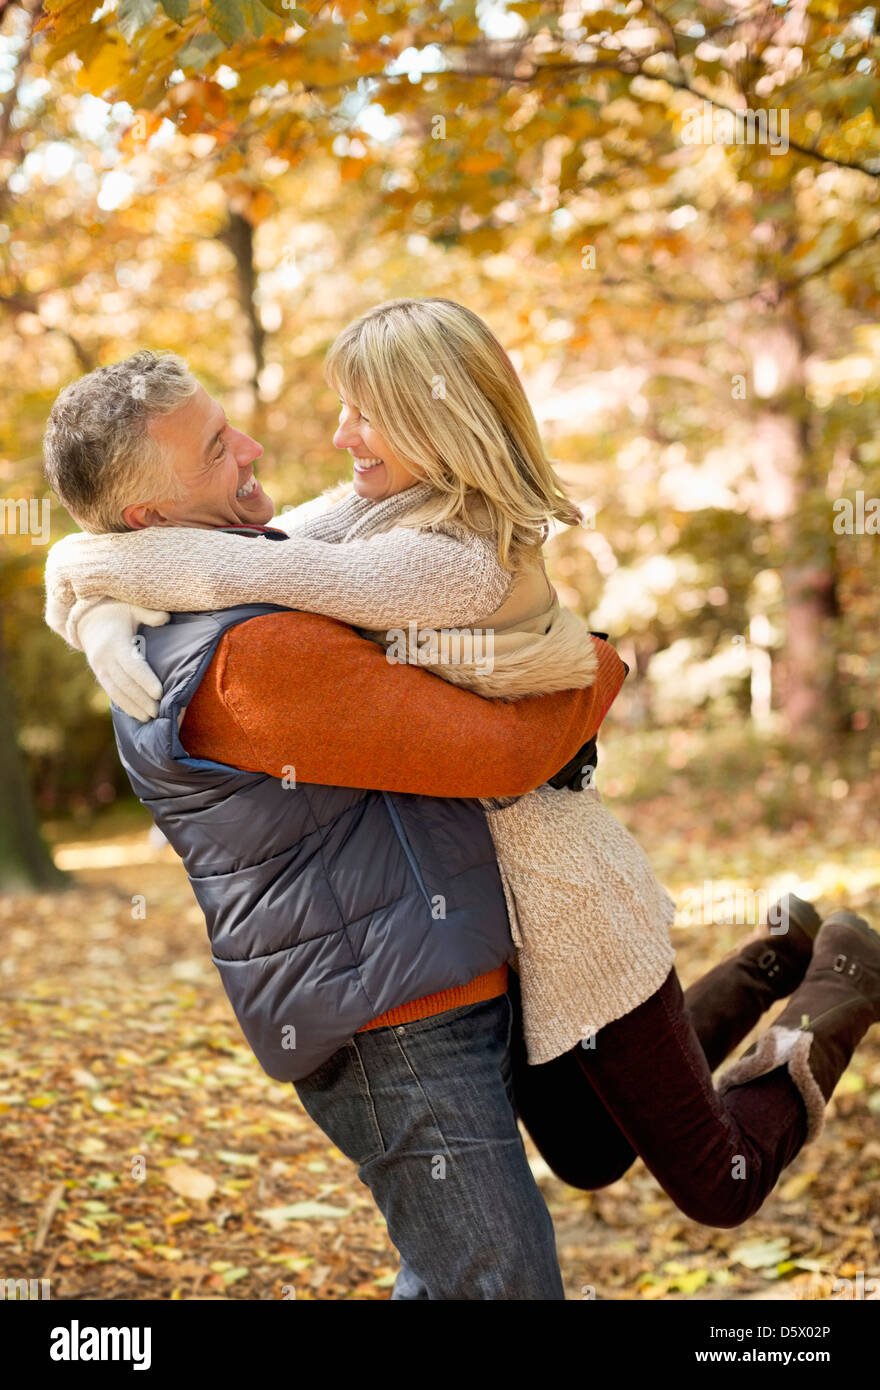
[{"x1": 122, "y1": 385, "x2": 275, "y2": 529}]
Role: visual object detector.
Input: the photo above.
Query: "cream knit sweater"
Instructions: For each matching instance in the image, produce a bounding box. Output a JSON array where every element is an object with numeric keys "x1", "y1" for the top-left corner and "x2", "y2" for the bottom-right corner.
[{"x1": 45, "y1": 481, "x2": 676, "y2": 1063}]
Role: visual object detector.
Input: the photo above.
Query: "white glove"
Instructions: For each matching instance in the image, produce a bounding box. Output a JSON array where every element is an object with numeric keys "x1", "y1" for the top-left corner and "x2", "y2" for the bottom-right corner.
[{"x1": 77, "y1": 600, "x2": 170, "y2": 722}]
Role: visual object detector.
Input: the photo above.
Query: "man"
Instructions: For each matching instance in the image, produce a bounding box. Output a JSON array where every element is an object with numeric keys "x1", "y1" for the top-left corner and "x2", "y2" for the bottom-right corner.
[{"x1": 43, "y1": 350, "x2": 627, "y2": 1300}]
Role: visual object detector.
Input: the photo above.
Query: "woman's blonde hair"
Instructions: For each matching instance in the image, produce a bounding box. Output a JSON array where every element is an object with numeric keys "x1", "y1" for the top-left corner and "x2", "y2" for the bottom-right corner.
[{"x1": 324, "y1": 298, "x2": 581, "y2": 568}]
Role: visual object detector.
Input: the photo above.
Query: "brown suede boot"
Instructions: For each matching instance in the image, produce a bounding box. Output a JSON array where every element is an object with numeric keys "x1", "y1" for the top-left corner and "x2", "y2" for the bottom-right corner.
[
  {"x1": 718, "y1": 911, "x2": 880, "y2": 1142},
  {"x1": 685, "y1": 892, "x2": 821, "y2": 1071}
]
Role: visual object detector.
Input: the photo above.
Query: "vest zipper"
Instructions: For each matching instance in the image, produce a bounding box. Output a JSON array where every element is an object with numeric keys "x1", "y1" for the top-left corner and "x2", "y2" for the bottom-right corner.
[{"x1": 381, "y1": 792, "x2": 433, "y2": 914}]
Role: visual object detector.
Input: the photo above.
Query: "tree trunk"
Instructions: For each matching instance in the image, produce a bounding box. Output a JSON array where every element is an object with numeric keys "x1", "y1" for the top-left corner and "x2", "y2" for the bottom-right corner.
[
  {"x1": 218, "y1": 207, "x2": 265, "y2": 428},
  {"x1": 0, "y1": 627, "x2": 68, "y2": 892},
  {"x1": 748, "y1": 296, "x2": 839, "y2": 733}
]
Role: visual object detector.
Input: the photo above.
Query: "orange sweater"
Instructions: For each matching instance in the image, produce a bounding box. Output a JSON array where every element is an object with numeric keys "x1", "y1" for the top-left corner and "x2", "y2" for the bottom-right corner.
[{"x1": 180, "y1": 611, "x2": 626, "y2": 1033}]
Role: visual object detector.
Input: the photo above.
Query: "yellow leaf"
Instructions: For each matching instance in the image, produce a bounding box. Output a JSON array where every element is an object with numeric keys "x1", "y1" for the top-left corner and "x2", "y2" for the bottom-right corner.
[
  {"x1": 639, "y1": 1279, "x2": 670, "y2": 1300},
  {"x1": 40, "y1": 0, "x2": 103, "y2": 40},
  {"x1": 71, "y1": 1069, "x2": 100, "y2": 1089},
  {"x1": 163, "y1": 1165, "x2": 217, "y2": 1201},
  {"x1": 76, "y1": 34, "x2": 129, "y2": 96},
  {"x1": 779, "y1": 1169, "x2": 817, "y2": 1201},
  {"x1": 64, "y1": 1221, "x2": 101, "y2": 1244},
  {"x1": 349, "y1": 12, "x2": 395, "y2": 41},
  {"x1": 77, "y1": 1137, "x2": 107, "y2": 1156}
]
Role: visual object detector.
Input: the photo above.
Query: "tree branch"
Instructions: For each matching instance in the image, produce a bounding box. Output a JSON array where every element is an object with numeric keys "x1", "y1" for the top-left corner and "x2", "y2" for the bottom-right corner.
[
  {"x1": 0, "y1": 292, "x2": 95, "y2": 371},
  {"x1": 593, "y1": 223, "x2": 880, "y2": 310},
  {"x1": 435, "y1": 39, "x2": 880, "y2": 183}
]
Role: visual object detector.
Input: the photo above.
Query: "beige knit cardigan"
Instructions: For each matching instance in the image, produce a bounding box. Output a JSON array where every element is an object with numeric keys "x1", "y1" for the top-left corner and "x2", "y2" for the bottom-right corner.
[{"x1": 44, "y1": 481, "x2": 676, "y2": 1063}]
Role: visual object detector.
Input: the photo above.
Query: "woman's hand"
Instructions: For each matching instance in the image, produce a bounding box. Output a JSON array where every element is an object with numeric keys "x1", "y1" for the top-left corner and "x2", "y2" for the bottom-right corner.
[{"x1": 77, "y1": 600, "x2": 170, "y2": 721}]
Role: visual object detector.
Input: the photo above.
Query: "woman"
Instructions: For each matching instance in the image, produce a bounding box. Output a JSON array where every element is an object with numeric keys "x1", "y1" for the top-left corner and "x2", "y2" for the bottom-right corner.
[{"x1": 44, "y1": 298, "x2": 880, "y2": 1226}]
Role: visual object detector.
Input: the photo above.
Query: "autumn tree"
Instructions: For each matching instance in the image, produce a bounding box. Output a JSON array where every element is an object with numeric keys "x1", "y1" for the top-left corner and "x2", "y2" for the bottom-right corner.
[{"x1": 2, "y1": 0, "x2": 879, "y2": 851}]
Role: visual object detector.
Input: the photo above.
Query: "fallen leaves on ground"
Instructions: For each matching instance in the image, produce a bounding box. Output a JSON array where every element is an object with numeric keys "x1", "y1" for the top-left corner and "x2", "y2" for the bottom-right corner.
[{"x1": 1, "y1": 797, "x2": 878, "y2": 1301}]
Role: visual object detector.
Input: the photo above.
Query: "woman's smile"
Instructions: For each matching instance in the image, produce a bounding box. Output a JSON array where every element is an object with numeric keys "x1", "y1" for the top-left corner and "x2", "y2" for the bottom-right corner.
[{"x1": 351, "y1": 454, "x2": 385, "y2": 474}]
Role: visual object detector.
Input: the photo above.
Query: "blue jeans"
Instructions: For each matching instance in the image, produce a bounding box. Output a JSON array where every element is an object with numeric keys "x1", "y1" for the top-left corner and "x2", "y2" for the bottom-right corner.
[{"x1": 293, "y1": 993, "x2": 565, "y2": 1300}]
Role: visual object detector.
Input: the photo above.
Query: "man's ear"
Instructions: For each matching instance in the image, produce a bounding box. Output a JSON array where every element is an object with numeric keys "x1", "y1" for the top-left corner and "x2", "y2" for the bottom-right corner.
[{"x1": 123, "y1": 502, "x2": 169, "y2": 529}]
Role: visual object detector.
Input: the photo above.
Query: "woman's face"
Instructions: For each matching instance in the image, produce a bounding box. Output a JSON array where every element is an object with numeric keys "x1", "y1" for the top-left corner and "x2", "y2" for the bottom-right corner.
[{"x1": 333, "y1": 397, "x2": 421, "y2": 501}]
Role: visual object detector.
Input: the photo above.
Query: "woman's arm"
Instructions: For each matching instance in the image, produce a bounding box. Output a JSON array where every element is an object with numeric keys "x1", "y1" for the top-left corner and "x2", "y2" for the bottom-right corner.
[
  {"x1": 45, "y1": 521, "x2": 513, "y2": 648},
  {"x1": 180, "y1": 611, "x2": 627, "y2": 797}
]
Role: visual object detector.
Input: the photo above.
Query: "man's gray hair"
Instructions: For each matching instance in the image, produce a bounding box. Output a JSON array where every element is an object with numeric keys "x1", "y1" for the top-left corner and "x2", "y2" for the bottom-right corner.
[{"x1": 43, "y1": 350, "x2": 198, "y2": 533}]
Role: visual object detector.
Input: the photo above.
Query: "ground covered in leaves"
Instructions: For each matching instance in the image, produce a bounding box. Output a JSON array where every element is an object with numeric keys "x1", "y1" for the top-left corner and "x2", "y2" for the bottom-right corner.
[{"x1": 2, "y1": 767, "x2": 879, "y2": 1302}]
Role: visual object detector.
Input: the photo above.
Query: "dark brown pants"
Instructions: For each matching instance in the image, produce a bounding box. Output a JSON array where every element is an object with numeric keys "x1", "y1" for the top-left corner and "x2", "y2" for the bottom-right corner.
[{"x1": 509, "y1": 966, "x2": 808, "y2": 1228}]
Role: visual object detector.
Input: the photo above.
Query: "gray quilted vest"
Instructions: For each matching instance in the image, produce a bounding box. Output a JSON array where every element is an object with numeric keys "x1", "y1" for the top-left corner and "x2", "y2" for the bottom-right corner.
[{"x1": 111, "y1": 604, "x2": 513, "y2": 1082}]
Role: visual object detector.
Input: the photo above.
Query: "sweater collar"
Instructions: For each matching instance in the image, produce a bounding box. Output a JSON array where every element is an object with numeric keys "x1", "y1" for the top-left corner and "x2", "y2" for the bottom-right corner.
[
  {"x1": 219, "y1": 481, "x2": 437, "y2": 544},
  {"x1": 339, "y1": 480, "x2": 437, "y2": 541}
]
